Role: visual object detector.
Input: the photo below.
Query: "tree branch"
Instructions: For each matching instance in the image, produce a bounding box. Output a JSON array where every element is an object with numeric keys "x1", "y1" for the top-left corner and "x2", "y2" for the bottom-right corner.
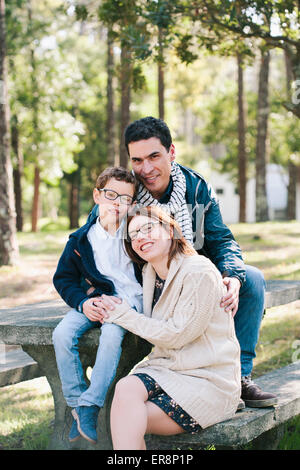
[{"x1": 194, "y1": 1, "x2": 300, "y2": 49}]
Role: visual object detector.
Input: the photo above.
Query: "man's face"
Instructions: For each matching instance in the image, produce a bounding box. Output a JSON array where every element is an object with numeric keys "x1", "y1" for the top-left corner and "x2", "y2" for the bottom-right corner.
[{"x1": 128, "y1": 137, "x2": 175, "y2": 200}]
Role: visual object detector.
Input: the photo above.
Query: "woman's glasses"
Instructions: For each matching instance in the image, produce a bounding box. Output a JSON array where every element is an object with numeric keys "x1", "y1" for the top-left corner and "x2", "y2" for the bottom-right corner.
[
  {"x1": 128, "y1": 221, "x2": 160, "y2": 241},
  {"x1": 98, "y1": 188, "x2": 133, "y2": 206}
]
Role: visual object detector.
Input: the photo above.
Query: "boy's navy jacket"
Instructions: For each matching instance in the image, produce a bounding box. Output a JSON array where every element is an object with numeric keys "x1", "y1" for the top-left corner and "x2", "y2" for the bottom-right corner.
[
  {"x1": 53, "y1": 216, "x2": 142, "y2": 312},
  {"x1": 87, "y1": 164, "x2": 246, "y2": 286}
]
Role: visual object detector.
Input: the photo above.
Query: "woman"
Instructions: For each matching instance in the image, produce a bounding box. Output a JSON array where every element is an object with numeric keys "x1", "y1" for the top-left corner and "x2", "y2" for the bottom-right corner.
[{"x1": 99, "y1": 205, "x2": 241, "y2": 450}]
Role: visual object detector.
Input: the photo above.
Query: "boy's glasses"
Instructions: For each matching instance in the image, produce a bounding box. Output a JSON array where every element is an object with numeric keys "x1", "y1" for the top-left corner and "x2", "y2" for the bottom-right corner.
[
  {"x1": 128, "y1": 221, "x2": 160, "y2": 241},
  {"x1": 98, "y1": 188, "x2": 134, "y2": 206}
]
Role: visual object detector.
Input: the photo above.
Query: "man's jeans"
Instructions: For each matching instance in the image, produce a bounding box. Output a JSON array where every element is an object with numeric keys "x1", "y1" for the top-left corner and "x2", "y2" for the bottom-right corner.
[
  {"x1": 52, "y1": 309, "x2": 126, "y2": 408},
  {"x1": 234, "y1": 265, "x2": 266, "y2": 377}
]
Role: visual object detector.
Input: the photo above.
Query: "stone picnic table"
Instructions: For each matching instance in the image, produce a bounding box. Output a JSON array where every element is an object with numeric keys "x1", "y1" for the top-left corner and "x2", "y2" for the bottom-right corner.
[{"x1": 0, "y1": 298, "x2": 151, "y2": 450}]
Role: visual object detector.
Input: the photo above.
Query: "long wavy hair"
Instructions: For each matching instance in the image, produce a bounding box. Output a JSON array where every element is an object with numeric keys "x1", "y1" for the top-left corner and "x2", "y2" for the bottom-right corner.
[{"x1": 124, "y1": 205, "x2": 196, "y2": 268}]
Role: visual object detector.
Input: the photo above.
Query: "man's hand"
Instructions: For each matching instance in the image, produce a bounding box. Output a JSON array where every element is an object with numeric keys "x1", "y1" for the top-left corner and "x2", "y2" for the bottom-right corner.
[
  {"x1": 220, "y1": 277, "x2": 241, "y2": 317},
  {"x1": 82, "y1": 297, "x2": 107, "y2": 323}
]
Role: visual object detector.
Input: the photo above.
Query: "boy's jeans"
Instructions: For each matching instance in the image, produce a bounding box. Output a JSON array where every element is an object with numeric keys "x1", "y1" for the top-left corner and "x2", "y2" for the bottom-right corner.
[
  {"x1": 52, "y1": 309, "x2": 126, "y2": 408},
  {"x1": 234, "y1": 265, "x2": 266, "y2": 378}
]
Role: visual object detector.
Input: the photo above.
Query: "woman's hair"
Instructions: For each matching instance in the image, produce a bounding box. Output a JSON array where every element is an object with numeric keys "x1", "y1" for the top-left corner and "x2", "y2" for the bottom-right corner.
[{"x1": 124, "y1": 205, "x2": 196, "y2": 268}]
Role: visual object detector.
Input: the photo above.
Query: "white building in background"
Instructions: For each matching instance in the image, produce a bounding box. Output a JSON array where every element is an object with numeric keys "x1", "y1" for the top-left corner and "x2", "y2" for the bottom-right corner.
[{"x1": 209, "y1": 164, "x2": 300, "y2": 224}]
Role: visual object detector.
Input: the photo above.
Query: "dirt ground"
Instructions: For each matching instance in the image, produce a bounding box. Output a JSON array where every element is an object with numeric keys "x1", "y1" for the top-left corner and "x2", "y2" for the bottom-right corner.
[{"x1": 0, "y1": 249, "x2": 61, "y2": 309}]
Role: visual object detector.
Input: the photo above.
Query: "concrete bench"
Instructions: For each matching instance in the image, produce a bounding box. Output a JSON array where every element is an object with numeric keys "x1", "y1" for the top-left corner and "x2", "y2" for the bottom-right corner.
[
  {"x1": 0, "y1": 279, "x2": 299, "y2": 450},
  {"x1": 146, "y1": 361, "x2": 300, "y2": 450},
  {"x1": 0, "y1": 346, "x2": 42, "y2": 387}
]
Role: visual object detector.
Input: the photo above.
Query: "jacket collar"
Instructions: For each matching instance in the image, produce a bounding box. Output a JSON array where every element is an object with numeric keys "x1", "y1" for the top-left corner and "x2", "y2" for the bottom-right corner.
[{"x1": 142, "y1": 254, "x2": 186, "y2": 317}]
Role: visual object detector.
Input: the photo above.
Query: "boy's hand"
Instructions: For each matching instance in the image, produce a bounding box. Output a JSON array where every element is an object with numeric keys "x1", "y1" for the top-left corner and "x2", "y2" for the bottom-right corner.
[{"x1": 82, "y1": 297, "x2": 107, "y2": 323}]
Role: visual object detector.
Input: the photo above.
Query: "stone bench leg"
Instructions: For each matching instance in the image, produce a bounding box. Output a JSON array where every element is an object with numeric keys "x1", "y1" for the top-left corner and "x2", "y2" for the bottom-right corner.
[
  {"x1": 22, "y1": 344, "x2": 85, "y2": 450},
  {"x1": 250, "y1": 424, "x2": 285, "y2": 450},
  {"x1": 22, "y1": 334, "x2": 151, "y2": 450}
]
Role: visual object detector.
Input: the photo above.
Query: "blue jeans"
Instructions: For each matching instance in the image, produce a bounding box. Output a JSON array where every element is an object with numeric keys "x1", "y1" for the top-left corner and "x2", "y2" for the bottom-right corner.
[
  {"x1": 52, "y1": 309, "x2": 126, "y2": 408},
  {"x1": 234, "y1": 265, "x2": 266, "y2": 377}
]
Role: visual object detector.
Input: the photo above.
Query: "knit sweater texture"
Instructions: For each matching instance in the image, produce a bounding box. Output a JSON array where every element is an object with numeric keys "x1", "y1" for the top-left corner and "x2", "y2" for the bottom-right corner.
[{"x1": 105, "y1": 253, "x2": 241, "y2": 429}]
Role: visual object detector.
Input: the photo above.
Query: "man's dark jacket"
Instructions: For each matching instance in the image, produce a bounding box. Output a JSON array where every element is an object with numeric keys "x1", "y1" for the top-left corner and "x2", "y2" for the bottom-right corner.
[{"x1": 87, "y1": 164, "x2": 246, "y2": 286}]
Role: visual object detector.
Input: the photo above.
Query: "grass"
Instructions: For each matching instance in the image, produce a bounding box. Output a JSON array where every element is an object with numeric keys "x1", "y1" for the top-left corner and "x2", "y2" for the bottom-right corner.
[
  {"x1": 278, "y1": 417, "x2": 300, "y2": 450},
  {"x1": 0, "y1": 218, "x2": 300, "y2": 449},
  {"x1": 0, "y1": 378, "x2": 54, "y2": 450},
  {"x1": 231, "y1": 220, "x2": 300, "y2": 280},
  {"x1": 231, "y1": 221, "x2": 300, "y2": 377}
]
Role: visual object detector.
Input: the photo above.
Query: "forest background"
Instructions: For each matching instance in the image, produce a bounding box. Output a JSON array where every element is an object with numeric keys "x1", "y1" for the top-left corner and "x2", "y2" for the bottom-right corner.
[{"x1": 0, "y1": 0, "x2": 300, "y2": 268}]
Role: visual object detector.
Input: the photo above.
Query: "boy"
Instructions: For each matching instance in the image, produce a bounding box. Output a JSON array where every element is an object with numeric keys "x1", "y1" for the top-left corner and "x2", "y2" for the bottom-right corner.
[{"x1": 52, "y1": 167, "x2": 143, "y2": 444}]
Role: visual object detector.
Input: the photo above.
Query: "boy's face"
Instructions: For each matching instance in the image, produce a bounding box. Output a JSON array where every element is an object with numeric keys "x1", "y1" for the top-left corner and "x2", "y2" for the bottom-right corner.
[{"x1": 93, "y1": 178, "x2": 135, "y2": 230}]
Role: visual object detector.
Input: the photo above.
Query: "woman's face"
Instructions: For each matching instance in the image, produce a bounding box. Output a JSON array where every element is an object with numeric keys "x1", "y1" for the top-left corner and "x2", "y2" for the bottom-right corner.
[{"x1": 128, "y1": 215, "x2": 172, "y2": 263}]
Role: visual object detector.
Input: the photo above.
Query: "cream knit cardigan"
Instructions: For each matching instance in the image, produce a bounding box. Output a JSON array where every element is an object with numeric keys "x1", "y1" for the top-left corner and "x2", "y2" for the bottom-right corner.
[{"x1": 105, "y1": 253, "x2": 241, "y2": 429}]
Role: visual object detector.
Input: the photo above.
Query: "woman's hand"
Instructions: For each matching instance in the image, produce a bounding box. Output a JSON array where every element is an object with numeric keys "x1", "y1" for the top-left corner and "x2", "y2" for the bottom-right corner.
[
  {"x1": 220, "y1": 277, "x2": 241, "y2": 317},
  {"x1": 93, "y1": 295, "x2": 122, "y2": 322}
]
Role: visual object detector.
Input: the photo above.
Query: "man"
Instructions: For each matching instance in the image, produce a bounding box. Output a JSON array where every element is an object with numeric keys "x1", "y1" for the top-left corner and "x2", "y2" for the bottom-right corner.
[{"x1": 89, "y1": 116, "x2": 277, "y2": 408}]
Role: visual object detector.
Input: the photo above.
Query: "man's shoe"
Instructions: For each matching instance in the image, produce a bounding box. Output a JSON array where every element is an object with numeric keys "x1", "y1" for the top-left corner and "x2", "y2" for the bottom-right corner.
[
  {"x1": 72, "y1": 405, "x2": 100, "y2": 444},
  {"x1": 241, "y1": 376, "x2": 278, "y2": 408},
  {"x1": 68, "y1": 415, "x2": 81, "y2": 443}
]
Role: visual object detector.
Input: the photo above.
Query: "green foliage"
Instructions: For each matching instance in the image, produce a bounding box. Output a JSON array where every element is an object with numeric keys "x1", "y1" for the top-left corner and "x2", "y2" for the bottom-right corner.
[
  {"x1": 189, "y1": 1, "x2": 300, "y2": 117},
  {"x1": 6, "y1": 1, "x2": 110, "y2": 222},
  {"x1": 98, "y1": 0, "x2": 142, "y2": 25},
  {"x1": 279, "y1": 416, "x2": 300, "y2": 450},
  {"x1": 174, "y1": 34, "x2": 198, "y2": 64},
  {"x1": 5, "y1": 0, "x2": 300, "y2": 228},
  {"x1": 200, "y1": 66, "x2": 300, "y2": 183},
  {"x1": 201, "y1": 83, "x2": 257, "y2": 182},
  {"x1": 144, "y1": 0, "x2": 178, "y2": 30}
]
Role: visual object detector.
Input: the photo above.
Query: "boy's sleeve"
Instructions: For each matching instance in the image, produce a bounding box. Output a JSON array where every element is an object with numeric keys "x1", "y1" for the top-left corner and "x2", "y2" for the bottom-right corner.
[{"x1": 53, "y1": 238, "x2": 90, "y2": 311}]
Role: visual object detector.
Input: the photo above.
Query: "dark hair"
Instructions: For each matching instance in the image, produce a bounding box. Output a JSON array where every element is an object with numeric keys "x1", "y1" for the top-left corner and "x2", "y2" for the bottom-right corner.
[
  {"x1": 124, "y1": 116, "x2": 172, "y2": 155},
  {"x1": 124, "y1": 205, "x2": 196, "y2": 268},
  {"x1": 96, "y1": 167, "x2": 139, "y2": 200}
]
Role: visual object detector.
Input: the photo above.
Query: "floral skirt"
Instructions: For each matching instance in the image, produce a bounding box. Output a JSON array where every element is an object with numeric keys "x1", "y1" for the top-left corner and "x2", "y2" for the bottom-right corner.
[{"x1": 134, "y1": 373, "x2": 202, "y2": 434}]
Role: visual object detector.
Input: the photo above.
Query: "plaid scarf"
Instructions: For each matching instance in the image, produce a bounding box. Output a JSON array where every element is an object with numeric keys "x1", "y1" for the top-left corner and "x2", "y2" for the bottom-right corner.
[{"x1": 136, "y1": 162, "x2": 194, "y2": 245}]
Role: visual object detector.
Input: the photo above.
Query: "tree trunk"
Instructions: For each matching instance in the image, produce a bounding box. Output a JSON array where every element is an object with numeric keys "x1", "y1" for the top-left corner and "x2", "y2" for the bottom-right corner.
[
  {"x1": 255, "y1": 49, "x2": 270, "y2": 222},
  {"x1": 158, "y1": 27, "x2": 165, "y2": 120},
  {"x1": 237, "y1": 53, "x2": 247, "y2": 223},
  {"x1": 106, "y1": 29, "x2": 116, "y2": 166},
  {"x1": 31, "y1": 165, "x2": 40, "y2": 233},
  {"x1": 287, "y1": 161, "x2": 296, "y2": 220},
  {"x1": 68, "y1": 170, "x2": 80, "y2": 229},
  {"x1": 28, "y1": 1, "x2": 40, "y2": 232},
  {"x1": 119, "y1": 45, "x2": 131, "y2": 169},
  {"x1": 283, "y1": 43, "x2": 300, "y2": 118},
  {"x1": 285, "y1": 49, "x2": 297, "y2": 220},
  {"x1": 0, "y1": 0, "x2": 19, "y2": 266},
  {"x1": 11, "y1": 116, "x2": 24, "y2": 231}
]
